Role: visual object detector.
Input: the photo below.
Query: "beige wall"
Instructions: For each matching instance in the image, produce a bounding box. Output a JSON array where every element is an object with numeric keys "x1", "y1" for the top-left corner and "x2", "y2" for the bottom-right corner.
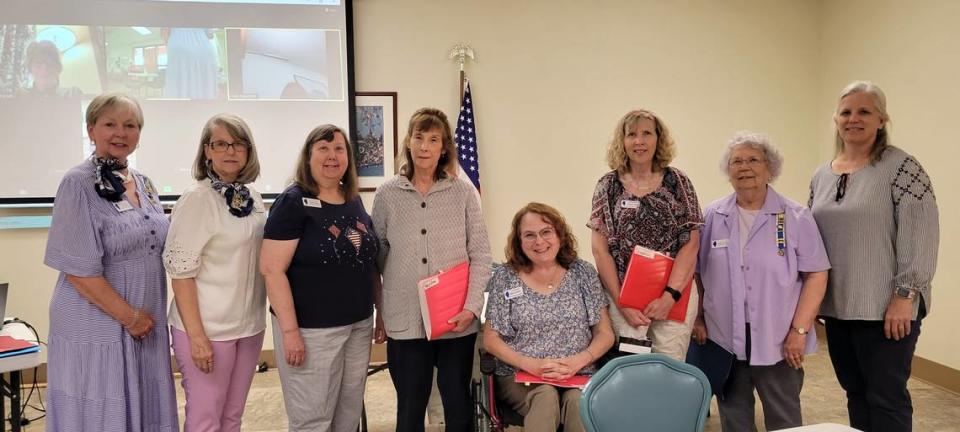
[
  {"x1": 2, "y1": 0, "x2": 956, "y2": 371},
  {"x1": 818, "y1": 0, "x2": 960, "y2": 370}
]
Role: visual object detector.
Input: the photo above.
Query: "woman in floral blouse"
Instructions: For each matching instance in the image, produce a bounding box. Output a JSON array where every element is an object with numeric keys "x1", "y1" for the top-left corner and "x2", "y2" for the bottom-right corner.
[{"x1": 484, "y1": 202, "x2": 614, "y2": 432}]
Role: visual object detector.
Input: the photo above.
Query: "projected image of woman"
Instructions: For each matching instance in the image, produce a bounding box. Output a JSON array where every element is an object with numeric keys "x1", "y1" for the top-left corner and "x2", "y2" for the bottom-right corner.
[
  {"x1": 164, "y1": 114, "x2": 266, "y2": 431},
  {"x1": 17, "y1": 39, "x2": 82, "y2": 98},
  {"x1": 43, "y1": 93, "x2": 178, "y2": 431},
  {"x1": 261, "y1": 124, "x2": 382, "y2": 431},
  {"x1": 163, "y1": 28, "x2": 220, "y2": 99},
  {"x1": 372, "y1": 108, "x2": 491, "y2": 432}
]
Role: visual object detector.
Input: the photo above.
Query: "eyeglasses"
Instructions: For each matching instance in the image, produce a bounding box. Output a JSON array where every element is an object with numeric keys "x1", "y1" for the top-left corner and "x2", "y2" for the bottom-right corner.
[
  {"x1": 728, "y1": 157, "x2": 764, "y2": 167},
  {"x1": 208, "y1": 140, "x2": 249, "y2": 153},
  {"x1": 835, "y1": 173, "x2": 849, "y2": 202},
  {"x1": 521, "y1": 228, "x2": 557, "y2": 244}
]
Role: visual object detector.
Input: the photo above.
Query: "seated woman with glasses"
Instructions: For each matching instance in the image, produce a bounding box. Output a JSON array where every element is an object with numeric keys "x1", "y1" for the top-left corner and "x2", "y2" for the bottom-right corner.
[
  {"x1": 483, "y1": 202, "x2": 614, "y2": 432},
  {"x1": 163, "y1": 113, "x2": 267, "y2": 430}
]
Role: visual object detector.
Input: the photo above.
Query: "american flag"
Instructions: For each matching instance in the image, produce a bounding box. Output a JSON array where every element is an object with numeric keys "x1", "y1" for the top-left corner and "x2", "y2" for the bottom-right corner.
[{"x1": 454, "y1": 81, "x2": 481, "y2": 193}]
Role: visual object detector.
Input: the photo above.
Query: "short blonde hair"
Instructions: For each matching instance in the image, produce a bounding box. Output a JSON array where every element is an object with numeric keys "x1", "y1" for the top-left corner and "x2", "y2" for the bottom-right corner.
[
  {"x1": 607, "y1": 109, "x2": 676, "y2": 172},
  {"x1": 192, "y1": 113, "x2": 261, "y2": 184},
  {"x1": 86, "y1": 92, "x2": 144, "y2": 130},
  {"x1": 834, "y1": 80, "x2": 891, "y2": 162},
  {"x1": 292, "y1": 124, "x2": 359, "y2": 202},
  {"x1": 397, "y1": 108, "x2": 459, "y2": 181}
]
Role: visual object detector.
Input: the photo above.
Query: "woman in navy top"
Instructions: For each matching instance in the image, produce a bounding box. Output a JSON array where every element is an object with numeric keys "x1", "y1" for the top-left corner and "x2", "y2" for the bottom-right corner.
[{"x1": 260, "y1": 124, "x2": 384, "y2": 431}]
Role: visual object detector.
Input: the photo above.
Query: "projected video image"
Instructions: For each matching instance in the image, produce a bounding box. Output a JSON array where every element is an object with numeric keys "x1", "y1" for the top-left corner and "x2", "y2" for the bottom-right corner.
[
  {"x1": 226, "y1": 28, "x2": 342, "y2": 100},
  {"x1": 103, "y1": 27, "x2": 227, "y2": 100},
  {"x1": 0, "y1": 24, "x2": 103, "y2": 98}
]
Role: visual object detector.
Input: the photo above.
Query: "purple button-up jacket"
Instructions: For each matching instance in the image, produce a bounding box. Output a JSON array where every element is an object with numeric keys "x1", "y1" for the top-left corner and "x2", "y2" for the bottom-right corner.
[{"x1": 697, "y1": 186, "x2": 831, "y2": 366}]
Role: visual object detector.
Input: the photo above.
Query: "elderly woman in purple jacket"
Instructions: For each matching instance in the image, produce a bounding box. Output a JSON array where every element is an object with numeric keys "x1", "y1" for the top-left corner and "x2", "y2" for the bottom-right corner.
[{"x1": 693, "y1": 131, "x2": 830, "y2": 432}]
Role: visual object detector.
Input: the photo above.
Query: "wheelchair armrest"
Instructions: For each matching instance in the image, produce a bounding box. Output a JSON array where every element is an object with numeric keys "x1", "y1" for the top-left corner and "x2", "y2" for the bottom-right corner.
[{"x1": 478, "y1": 348, "x2": 498, "y2": 375}]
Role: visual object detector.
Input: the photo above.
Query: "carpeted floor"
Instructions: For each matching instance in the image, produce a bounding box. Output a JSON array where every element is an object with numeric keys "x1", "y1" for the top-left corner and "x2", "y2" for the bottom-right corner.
[{"x1": 12, "y1": 337, "x2": 960, "y2": 431}]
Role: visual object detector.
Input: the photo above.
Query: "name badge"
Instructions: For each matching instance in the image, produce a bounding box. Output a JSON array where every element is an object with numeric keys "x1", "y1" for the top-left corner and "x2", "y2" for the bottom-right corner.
[
  {"x1": 620, "y1": 199, "x2": 640, "y2": 209},
  {"x1": 504, "y1": 286, "x2": 524, "y2": 300},
  {"x1": 113, "y1": 200, "x2": 134, "y2": 213},
  {"x1": 711, "y1": 239, "x2": 729, "y2": 248},
  {"x1": 302, "y1": 198, "x2": 323, "y2": 208}
]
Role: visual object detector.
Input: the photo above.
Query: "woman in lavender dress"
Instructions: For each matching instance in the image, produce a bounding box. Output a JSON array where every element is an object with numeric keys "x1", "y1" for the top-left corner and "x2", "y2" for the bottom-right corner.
[{"x1": 43, "y1": 93, "x2": 179, "y2": 431}]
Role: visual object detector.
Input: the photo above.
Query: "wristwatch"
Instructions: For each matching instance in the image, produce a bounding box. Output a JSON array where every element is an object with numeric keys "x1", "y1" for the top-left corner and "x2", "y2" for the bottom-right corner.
[
  {"x1": 663, "y1": 286, "x2": 682, "y2": 302},
  {"x1": 894, "y1": 286, "x2": 917, "y2": 300},
  {"x1": 791, "y1": 326, "x2": 807, "y2": 335}
]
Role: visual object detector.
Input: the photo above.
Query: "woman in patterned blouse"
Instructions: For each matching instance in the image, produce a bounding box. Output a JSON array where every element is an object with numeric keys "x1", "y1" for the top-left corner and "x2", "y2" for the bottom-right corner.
[
  {"x1": 810, "y1": 81, "x2": 939, "y2": 432},
  {"x1": 589, "y1": 109, "x2": 703, "y2": 361},
  {"x1": 484, "y1": 202, "x2": 614, "y2": 432}
]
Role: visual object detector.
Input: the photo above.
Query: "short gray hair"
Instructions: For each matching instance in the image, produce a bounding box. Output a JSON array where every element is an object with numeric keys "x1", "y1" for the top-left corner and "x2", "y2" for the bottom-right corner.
[{"x1": 719, "y1": 131, "x2": 783, "y2": 182}]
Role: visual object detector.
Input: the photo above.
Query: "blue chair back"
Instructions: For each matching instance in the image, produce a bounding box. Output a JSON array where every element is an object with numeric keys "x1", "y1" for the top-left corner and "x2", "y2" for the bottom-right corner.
[{"x1": 579, "y1": 353, "x2": 711, "y2": 432}]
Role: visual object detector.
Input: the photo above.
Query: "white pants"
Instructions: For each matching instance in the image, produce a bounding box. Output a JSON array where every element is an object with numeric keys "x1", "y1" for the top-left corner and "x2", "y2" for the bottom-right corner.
[
  {"x1": 272, "y1": 315, "x2": 373, "y2": 432},
  {"x1": 608, "y1": 287, "x2": 699, "y2": 361}
]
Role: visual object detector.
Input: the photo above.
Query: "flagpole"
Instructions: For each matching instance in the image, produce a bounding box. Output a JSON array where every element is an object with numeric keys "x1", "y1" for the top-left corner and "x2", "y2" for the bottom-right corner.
[{"x1": 448, "y1": 43, "x2": 474, "y2": 99}]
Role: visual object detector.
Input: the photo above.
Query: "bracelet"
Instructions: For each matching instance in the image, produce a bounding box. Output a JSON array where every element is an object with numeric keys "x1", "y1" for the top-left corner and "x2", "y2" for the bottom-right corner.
[
  {"x1": 584, "y1": 347, "x2": 595, "y2": 362},
  {"x1": 124, "y1": 309, "x2": 140, "y2": 328}
]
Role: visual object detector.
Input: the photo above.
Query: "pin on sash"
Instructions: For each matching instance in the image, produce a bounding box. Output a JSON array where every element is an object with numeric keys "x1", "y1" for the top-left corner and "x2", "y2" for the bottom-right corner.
[{"x1": 776, "y1": 212, "x2": 786, "y2": 256}]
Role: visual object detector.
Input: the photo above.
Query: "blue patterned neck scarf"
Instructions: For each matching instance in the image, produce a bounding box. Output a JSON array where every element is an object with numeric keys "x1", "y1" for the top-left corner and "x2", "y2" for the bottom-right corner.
[
  {"x1": 91, "y1": 156, "x2": 129, "y2": 202},
  {"x1": 207, "y1": 165, "x2": 253, "y2": 218}
]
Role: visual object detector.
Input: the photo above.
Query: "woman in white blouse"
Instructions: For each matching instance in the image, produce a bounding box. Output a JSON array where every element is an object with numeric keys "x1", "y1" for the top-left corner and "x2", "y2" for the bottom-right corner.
[{"x1": 163, "y1": 113, "x2": 267, "y2": 431}]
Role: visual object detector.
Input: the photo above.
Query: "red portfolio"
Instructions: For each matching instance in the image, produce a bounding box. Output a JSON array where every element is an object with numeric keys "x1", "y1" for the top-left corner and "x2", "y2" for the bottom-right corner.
[
  {"x1": 617, "y1": 245, "x2": 692, "y2": 323},
  {"x1": 417, "y1": 261, "x2": 470, "y2": 340},
  {"x1": 515, "y1": 371, "x2": 591, "y2": 389}
]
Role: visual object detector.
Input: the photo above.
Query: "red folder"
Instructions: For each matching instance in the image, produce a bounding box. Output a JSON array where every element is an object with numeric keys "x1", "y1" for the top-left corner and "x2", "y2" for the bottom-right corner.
[
  {"x1": 0, "y1": 335, "x2": 37, "y2": 353},
  {"x1": 617, "y1": 245, "x2": 692, "y2": 323},
  {"x1": 418, "y1": 261, "x2": 470, "y2": 340},
  {"x1": 515, "y1": 371, "x2": 590, "y2": 389}
]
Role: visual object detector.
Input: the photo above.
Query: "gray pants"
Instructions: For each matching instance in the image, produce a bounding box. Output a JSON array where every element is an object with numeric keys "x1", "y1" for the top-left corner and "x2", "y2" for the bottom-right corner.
[
  {"x1": 718, "y1": 359, "x2": 804, "y2": 432},
  {"x1": 272, "y1": 315, "x2": 373, "y2": 432}
]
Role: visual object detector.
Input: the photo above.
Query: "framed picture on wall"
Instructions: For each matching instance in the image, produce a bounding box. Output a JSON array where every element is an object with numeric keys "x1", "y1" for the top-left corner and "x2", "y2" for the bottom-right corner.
[{"x1": 354, "y1": 91, "x2": 398, "y2": 192}]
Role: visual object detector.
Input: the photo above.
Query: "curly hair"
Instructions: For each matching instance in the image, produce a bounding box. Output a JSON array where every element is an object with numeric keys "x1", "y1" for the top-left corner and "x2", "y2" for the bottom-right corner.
[
  {"x1": 505, "y1": 202, "x2": 578, "y2": 272},
  {"x1": 606, "y1": 109, "x2": 676, "y2": 172},
  {"x1": 719, "y1": 131, "x2": 784, "y2": 182}
]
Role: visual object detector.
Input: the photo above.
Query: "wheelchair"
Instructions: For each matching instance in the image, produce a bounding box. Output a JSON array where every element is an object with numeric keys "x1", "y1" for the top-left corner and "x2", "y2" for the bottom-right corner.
[
  {"x1": 472, "y1": 348, "x2": 524, "y2": 432},
  {"x1": 471, "y1": 343, "x2": 642, "y2": 432}
]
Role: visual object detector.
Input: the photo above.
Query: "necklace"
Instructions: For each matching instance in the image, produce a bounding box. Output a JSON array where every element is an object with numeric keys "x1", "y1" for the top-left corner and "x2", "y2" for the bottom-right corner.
[
  {"x1": 623, "y1": 171, "x2": 659, "y2": 193},
  {"x1": 529, "y1": 264, "x2": 564, "y2": 291}
]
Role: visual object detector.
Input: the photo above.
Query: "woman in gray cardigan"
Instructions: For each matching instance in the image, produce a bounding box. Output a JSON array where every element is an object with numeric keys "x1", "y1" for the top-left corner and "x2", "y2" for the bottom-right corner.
[
  {"x1": 371, "y1": 107, "x2": 491, "y2": 432},
  {"x1": 810, "y1": 81, "x2": 939, "y2": 432}
]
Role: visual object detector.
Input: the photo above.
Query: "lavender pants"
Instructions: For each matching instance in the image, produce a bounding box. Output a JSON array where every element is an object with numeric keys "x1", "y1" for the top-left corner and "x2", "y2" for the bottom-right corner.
[{"x1": 171, "y1": 327, "x2": 265, "y2": 432}]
